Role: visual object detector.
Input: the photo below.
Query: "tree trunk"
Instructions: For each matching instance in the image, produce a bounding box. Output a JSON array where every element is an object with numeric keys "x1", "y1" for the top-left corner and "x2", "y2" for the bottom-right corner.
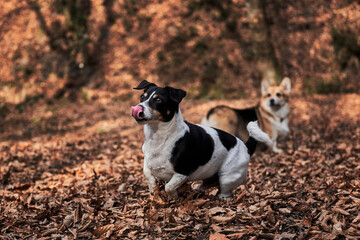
[{"x1": 246, "y1": 0, "x2": 281, "y2": 84}]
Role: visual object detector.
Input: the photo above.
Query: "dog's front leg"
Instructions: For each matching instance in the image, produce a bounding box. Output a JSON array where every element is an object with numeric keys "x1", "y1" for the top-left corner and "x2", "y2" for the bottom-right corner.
[
  {"x1": 271, "y1": 138, "x2": 283, "y2": 153},
  {"x1": 269, "y1": 129, "x2": 283, "y2": 153},
  {"x1": 143, "y1": 164, "x2": 156, "y2": 194},
  {"x1": 165, "y1": 173, "x2": 188, "y2": 199}
]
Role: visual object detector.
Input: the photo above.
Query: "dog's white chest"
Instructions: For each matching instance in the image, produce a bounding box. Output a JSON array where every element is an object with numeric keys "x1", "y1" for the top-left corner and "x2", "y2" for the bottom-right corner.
[
  {"x1": 276, "y1": 119, "x2": 289, "y2": 137},
  {"x1": 142, "y1": 121, "x2": 189, "y2": 181},
  {"x1": 144, "y1": 149, "x2": 174, "y2": 181},
  {"x1": 142, "y1": 136, "x2": 178, "y2": 181}
]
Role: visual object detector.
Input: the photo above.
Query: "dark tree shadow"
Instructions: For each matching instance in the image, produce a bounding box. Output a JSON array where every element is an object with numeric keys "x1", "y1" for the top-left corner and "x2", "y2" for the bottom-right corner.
[{"x1": 24, "y1": 0, "x2": 117, "y2": 100}]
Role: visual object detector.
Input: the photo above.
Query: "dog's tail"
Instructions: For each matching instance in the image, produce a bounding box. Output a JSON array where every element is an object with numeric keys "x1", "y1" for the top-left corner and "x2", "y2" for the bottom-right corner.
[
  {"x1": 246, "y1": 121, "x2": 272, "y2": 156},
  {"x1": 200, "y1": 106, "x2": 221, "y2": 126}
]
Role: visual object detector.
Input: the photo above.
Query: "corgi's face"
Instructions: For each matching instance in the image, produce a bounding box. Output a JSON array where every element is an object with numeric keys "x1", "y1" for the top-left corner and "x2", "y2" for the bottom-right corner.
[{"x1": 261, "y1": 77, "x2": 291, "y2": 108}]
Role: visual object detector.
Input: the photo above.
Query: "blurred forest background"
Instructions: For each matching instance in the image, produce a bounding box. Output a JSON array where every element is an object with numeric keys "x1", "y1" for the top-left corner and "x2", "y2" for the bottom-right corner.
[{"x1": 1, "y1": 0, "x2": 360, "y2": 112}]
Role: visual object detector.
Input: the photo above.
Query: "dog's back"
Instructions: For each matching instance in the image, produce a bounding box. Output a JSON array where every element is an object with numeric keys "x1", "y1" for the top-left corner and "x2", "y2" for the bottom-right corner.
[{"x1": 202, "y1": 105, "x2": 259, "y2": 142}]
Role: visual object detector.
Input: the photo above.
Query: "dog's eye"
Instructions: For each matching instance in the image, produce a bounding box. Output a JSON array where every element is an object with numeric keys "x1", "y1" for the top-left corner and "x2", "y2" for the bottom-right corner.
[
  {"x1": 267, "y1": 93, "x2": 271, "y2": 97},
  {"x1": 276, "y1": 93, "x2": 281, "y2": 97},
  {"x1": 140, "y1": 95, "x2": 145, "y2": 101},
  {"x1": 155, "y1": 97, "x2": 162, "y2": 103}
]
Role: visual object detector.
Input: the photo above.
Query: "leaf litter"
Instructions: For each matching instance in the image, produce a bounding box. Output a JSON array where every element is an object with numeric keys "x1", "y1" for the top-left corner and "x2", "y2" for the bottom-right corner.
[{"x1": 0, "y1": 94, "x2": 360, "y2": 239}]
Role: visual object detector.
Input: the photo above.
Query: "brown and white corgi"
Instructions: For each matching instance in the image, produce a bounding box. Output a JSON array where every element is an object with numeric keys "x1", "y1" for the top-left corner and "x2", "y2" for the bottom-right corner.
[{"x1": 202, "y1": 77, "x2": 291, "y2": 153}]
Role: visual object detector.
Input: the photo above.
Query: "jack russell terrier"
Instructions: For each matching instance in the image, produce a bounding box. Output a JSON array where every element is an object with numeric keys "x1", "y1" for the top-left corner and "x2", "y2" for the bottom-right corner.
[{"x1": 131, "y1": 80, "x2": 271, "y2": 199}]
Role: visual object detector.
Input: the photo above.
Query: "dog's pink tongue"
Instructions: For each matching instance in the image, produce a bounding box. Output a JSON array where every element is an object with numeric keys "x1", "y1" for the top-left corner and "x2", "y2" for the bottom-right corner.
[{"x1": 131, "y1": 105, "x2": 143, "y2": 120}]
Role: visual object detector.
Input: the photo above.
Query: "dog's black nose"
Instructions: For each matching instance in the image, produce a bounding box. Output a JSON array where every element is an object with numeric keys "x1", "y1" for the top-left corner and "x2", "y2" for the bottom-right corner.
[{"x1": 270, "y1": 99, "x2": 275, "y2": 105}]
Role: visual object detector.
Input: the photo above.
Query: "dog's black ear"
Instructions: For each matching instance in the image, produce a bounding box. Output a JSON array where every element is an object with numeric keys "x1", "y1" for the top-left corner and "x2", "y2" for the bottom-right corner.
[
  {"x1": 166, "y1": 87, "x2": 186, "y2": 104},
  {"x1": 133, "y1": 80, "x2": 156, "y2": 90}
]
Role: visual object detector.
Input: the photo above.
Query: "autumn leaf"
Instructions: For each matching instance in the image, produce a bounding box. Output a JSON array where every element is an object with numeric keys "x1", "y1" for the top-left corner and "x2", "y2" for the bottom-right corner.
[{"x1": 209, "y1": 232, "x2": 228, "y2": 240}]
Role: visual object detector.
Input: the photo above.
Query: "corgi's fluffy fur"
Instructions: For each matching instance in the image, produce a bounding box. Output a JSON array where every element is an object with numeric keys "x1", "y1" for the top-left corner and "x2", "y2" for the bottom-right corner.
[{"x1": 202, "y1": 77, "x2": 291, "y2": 153}]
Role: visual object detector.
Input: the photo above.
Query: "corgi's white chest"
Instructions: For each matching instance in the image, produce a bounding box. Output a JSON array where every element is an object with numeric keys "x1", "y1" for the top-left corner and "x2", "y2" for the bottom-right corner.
[
  {"x1": 271, "y1": 105, "x2": 289, "y2": 138},
  {"x1": 275, "y1": 118, "x2": 289, "y2": 138}
]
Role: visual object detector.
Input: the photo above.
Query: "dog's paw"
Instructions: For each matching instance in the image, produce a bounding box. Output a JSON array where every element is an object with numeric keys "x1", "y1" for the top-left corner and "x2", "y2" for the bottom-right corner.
[
  {"x1": 166, "y1": 190, "x2": 179, "y2": 200},
  {"x1": 217, "y1": 193, "x2": 231, "y2": 199},
  {"x1": 148, "y1": 184, "x2": 156, "y2": 194},
  {"x1": 272, "y1": 146, "x2": 283, "y2": 153},
  {"x1": 165, "y1": 185, "x2": 179, "y2": 199},
  {"x1": 145, "y1": 175, "x2": 157, "y2": 194},
  {"x1": 273, "y1": 148, "x2": 283, "y2": 153}
]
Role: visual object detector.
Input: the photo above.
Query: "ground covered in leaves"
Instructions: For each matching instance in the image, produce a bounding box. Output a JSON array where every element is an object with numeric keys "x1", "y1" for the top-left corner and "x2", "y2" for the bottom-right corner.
[{"x1": 0, "y1": 94, "x2": 360, "y2": 239}]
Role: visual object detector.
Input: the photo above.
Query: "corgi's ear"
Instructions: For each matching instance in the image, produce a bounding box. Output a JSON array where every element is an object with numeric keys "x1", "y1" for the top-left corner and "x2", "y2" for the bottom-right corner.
[
  {"x1": 133, "y1": 80, "x2": 156, "y2": 90},
  {"x1": 281, "y1": 77, "x2": 291, "y2": 95},
  {"x1": 261, "y1": 79, "x2": 269, "y2": 96}
]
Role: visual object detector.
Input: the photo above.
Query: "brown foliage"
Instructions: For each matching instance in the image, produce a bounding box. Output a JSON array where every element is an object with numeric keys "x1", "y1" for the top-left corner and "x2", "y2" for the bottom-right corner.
[{"x1": 0, "y1": 94, "x2": 359, "y2": 239}]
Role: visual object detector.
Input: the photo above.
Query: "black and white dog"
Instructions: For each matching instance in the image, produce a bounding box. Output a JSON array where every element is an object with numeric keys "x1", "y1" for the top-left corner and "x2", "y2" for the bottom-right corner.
[{"x1": 131, "y1": 80, "x2": 271, "y2": 199}]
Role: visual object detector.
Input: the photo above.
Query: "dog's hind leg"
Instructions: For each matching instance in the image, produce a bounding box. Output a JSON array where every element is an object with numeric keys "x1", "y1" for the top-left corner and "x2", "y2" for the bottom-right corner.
[
  {"x1": 218, "y1": 177, "x2": 237, "y2": 198},
  {"x1": 165, "y1": 173, "x2": 188, "y2": 199},
  {"x1": 218, "y1": 146, "x2": 250, "y2": 198},
  {"x1": 218, "y1": 172, "x2": 247, "y2": 198}
]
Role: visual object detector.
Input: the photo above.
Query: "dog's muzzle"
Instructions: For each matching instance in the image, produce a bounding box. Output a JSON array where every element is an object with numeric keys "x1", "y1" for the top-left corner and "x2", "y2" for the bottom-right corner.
[
  {"x1": 132, "y1": 105, "x2": 145, "y2": 121},
  {"x1": 269, "y1": 99, "x2": 281, "y2": 107}
]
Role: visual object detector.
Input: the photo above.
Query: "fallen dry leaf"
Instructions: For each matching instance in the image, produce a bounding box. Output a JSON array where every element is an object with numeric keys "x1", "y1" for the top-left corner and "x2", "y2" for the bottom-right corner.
[
  {"x1": 209, "y1": 232, "x2": 228, "y2": 240},
  {"x1": 212, "y1": 213, "x2": 236, "y2": 223},
  {"x1": 332, "y1": 207, "x2": 350, "y2": 216},
  {"x1": 164, "y1": 225, "x2": 187, "y2": 232},
  {"x1": 275, "y1": 232, "x2": 297, "y2": 240}
]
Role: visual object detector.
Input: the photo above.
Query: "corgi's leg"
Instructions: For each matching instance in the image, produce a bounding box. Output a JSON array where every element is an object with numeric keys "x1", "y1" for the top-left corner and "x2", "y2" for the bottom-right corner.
[
  {"x1": 272, "y1": 138, "x2": 283, "y2": 153},
  {"x1": 165, "y1": 173, "x2": 188, "y2": 199},
  {"x1": 270, "y1": 130, "x2": 283, "y2": 153}
]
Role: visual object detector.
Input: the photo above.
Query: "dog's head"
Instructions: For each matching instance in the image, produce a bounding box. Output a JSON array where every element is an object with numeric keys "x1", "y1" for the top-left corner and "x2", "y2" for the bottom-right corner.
[
  {"x1": 131, "y1": 80, "x2": 187, "y2": 124},
  {"x1": 261, "y1": 77, "x2": 291, "y2": 108}
]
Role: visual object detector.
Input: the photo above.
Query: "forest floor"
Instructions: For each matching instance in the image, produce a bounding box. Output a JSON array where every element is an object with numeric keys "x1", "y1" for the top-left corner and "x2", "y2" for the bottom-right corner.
[{"x1": 0, "y1": 93, "x2": 359, "y2": 239}]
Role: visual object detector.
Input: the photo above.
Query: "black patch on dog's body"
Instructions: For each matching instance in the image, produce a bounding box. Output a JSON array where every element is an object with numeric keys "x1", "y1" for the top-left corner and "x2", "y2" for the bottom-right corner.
[
  {"x1": 214, "y1": 128, "x2": 237, "y2": 151},
  {"x1": 245, "y1": 137, "x2": 257, "y2": 156},
  {"x1": 170, "y1": 122, "x2": 214, "y2": 176},
  {"x1": 234, "y1": 107, "x2": 258, "y2": 123}
]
